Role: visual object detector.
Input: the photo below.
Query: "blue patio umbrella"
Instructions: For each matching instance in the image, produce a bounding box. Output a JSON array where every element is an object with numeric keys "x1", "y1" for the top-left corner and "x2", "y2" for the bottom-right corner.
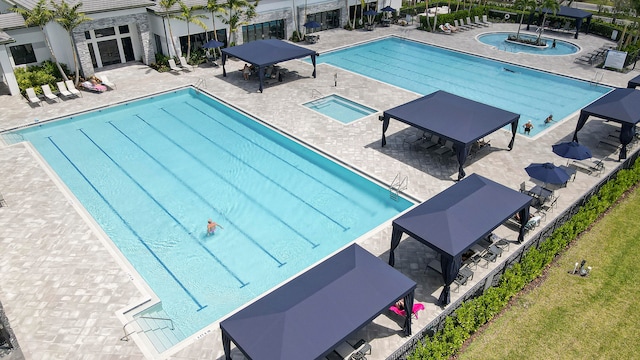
[
  {"x1": 381, "y1": 6, "x2": 396, "y2": 12},
  {"x1": 203, "y1": 39, "x2": 225, "y2": 49},
  {"x1": 303, "y1": 21, "x2": 321, "y2": 29},
  {"x1": 525, "y1": 162, "x2": 570, "y2": 185},
  {"x1": 552, "y1": 141, "x2": 592, "y2": 160}
]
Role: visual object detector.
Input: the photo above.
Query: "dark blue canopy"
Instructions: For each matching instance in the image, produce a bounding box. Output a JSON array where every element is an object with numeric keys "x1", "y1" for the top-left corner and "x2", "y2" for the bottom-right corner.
[
  {"x1": 381, "y1": 91, "x2": 520, "y2": 180},
  {"x1": 527, "y1": 6, "x2": 592, "y2": 38},
  {"x1": 388, "y1": 174, "x2": 532, "y2": 305},
  {"x1": 573, "y1": 88, "x2": 640, "y2": 160},
  {"x1": 221, "y1": 39, "x2": 318, "y2": 92},
  {"x1": 628, "y1": 74, "x2": 640, "y2": 89},
  {"x1": 221, "y1": 244, "x2": 416, "y2": 360}
]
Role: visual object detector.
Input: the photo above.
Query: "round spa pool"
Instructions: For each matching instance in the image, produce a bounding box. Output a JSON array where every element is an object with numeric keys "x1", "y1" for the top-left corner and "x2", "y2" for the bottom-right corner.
[{"x1": 477, "y1": 32, "x2": 580, "y2": 55}]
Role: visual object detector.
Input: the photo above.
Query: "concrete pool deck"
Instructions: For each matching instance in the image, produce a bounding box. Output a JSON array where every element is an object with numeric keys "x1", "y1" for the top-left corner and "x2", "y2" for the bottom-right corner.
[{"x1": 1, "y1": 23, "x2": 638, "y2": 359}]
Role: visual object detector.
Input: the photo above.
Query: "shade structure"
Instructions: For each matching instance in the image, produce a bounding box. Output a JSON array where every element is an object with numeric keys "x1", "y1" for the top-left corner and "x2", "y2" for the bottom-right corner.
[
  {"x1": 203, "y1": 39, "x2": 224, "y2": 49},
  {"x1": 525, "y1": 162, "x2": 570, "y2": 185},
  {"x1": 526, "y1": 6, "x2": 592, "y2": 39},
  {"x1": 389, "y1": 174, "x2": 532, "y2": 306},
  {"x1": 552, "y1": 141, "x2": 592, "y2": 160},
  {"x1": 573, "y1": 88, "x2": 640, "y2": 160},
  {"x1": 221, "y1": 39, "x2": 318, "y2": 93},
  {"x1": 221, "y1": 244, "x2": 416, "y2": 360},
  {"x1": 381, "y1": 91, "x2": 520, "y2": 180},
  {"x1": 381, "y1": 6, "x2": 396, "y2": 11},
  {"x1": 303, "y1": 20, "x2": 321, "y2": 28},
  {"x1": 628, "y1": 74, "x2": 640, "y2": 89}
]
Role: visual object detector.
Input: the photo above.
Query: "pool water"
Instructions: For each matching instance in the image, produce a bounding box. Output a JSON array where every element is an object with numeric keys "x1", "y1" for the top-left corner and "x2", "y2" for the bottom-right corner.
[
  {"x1": 478, "y1": 32, "x2": 579, "y2": 55},
  {"x1": 314, "y1": 37, "x2": 610, "y2": 136},
  {"x1": 15, "y1": 88, "x2": 412, "y2": 344},
  {"x1": 303, "y1": 94, "x2": 377, "y2": 124}
]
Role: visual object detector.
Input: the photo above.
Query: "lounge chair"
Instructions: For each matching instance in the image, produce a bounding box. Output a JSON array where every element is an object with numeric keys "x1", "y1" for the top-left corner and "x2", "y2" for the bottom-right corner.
[
  {"x1": 98, "y1": 75, "x2": 116, "y2": 89},
  {"x1": 454, "y1": 19, "x2": 468, "y2": 31},
  {"x1": 332, "y1": 340, "x2": 371, "y2": 360},
  {"x1": 482, "y1": 14, "x2": 492, "y2": 26},
  {"x1": 389, "y1": 303, "x2": 426, "y2": 318},
  {"x1": 418, "y1": 134, "x2": 440, "y2": 150},
  {"x1": 41, "y1": 84, "x2": 59, "y2": 102},
  {"x1": 466, "y1": 17, "x2": 480, "y2": 28},
  {"x1": 474, "y1": 15, "x2": 488, "y2": 27},
  {"x1": 179, "y1": 56, "x2": 194, "y2": 71},
  {"x1": 65, "y1": 80, "x2": 82, "y2": 97},
  {"x1": 80, "y1": 80, "x2": 107, "y2": 93},
  {"x1": 445, "y1": 23, "x2": 458, "y2": 32},
  {"x1": 25, "y1": 87, "x2": 42, "y2": 106},
  {"x1": 434, "y1": 140, "x2": 454, "y2": 156},
  {"x1": 56, "y1": 81, "x2": 74, "y2": 98},
  {"x1": 168, "y1": 58, "x2": 184, "y2": 72},
  {"x1": 439, "y1": 24, "x2": 452, "y2": 34},
  {"x1": 403, "y1": 130, "x2": 428, "y2": 148},
  {"x1": 570, "y1": 159, "x2": 604, "y2": 175}
]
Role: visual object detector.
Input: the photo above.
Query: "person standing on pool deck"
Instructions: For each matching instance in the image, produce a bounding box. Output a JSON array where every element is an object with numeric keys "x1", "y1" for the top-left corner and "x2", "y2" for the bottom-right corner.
[
  {"x1": 523, "y1": 120, "x2": 534, "y2": 135},
  {"x1": 207, "y1": 219, "x2": 223, "y2": 235}
]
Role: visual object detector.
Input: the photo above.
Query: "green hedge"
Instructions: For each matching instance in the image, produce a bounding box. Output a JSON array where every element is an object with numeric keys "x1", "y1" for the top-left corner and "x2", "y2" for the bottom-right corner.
[
  {"x1": 408, "y1": 157, "x2": 640, "y2": 360},
  {"x1": 14, "y1": 60, "x2": 70, "y2": 96}
]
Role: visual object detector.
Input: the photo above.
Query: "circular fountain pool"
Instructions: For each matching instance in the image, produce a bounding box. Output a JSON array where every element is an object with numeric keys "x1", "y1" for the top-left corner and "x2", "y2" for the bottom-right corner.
[{"x1": 477, "y1": 32, "x2": 580, "y2": 55}]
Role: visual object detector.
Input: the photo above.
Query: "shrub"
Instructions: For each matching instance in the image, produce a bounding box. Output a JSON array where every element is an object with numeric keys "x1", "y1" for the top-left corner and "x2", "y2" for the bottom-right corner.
[{"x1": 14, "y1": 60, "x2": 69, "y2": 95}]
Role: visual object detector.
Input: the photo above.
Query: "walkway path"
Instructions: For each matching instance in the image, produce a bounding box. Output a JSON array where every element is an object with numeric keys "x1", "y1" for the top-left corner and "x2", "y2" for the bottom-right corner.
[{"x1": 0, "y1": 23, "x2": 638, "y2": 359}]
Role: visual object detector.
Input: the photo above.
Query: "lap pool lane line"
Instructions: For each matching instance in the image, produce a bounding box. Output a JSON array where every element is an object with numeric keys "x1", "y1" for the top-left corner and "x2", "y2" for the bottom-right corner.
[
  {"x1": 77, "y1": 128, "x2": 251, "y2": 290},
  {"x1": 46, "y1": 136, "x2": 214, "y2": 311},
  {"x1": 107, "y1": 120, "x2": 289, "y2": 266}
]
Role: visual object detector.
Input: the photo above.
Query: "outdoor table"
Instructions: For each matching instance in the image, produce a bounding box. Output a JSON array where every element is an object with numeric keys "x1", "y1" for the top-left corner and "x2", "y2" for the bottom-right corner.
[{"x1": 527, "y1": 186, "x2": 553, "y2": 203}]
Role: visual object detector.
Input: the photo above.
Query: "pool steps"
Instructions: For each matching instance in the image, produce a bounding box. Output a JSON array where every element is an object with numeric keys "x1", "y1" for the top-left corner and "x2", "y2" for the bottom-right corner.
[{"x1": 125, "y1": 305, "x2": 186, "y2": 355}]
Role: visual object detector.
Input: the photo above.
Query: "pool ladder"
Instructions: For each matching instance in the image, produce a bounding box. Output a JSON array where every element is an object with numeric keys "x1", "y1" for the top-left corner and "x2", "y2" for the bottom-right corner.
[
  {"x1": 311, "y1": 88, "x2": 322, "y2": 99},
  {"x1": 389, "y1": 173, "x2": 408, "y2": 200},
  {"x1": 590, "y1": 71, "x2": 604, "y2": 86},
  {"x1": 194, "y1": 78, "x2": 207, "y2": 89}
]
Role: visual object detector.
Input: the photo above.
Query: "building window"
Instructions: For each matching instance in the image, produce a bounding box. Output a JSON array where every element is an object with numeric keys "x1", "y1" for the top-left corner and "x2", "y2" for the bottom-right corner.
[
  {"x1": 95, "y1": 27, "x2": 116, "y2": 38},
  {"x1": 178, "y1": 29, "x2": 227, "y2": 56},
  {"x1": 119, "y1": 25, "x2": 130, "y2": 34},
  {"x1": 306, "y1": 9, "x2": 341, "y2": 33},
  {"x1": 242, "y1": 20, "x2": 285, "y2": 43},
  {"x1": 10, "y1": 44, "x2": 37, "y2": 65}
]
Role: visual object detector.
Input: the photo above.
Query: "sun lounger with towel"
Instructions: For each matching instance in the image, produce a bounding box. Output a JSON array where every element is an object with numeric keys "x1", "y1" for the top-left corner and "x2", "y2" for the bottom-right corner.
[
  {"x1": 25, "y1": 87, "x2": 42, "y2": 106},
  {"x1": 65, "y1": 80, "x2": 82, "y2": 97},
  {"x1": 389, "y1": 303, "x2": 425, "y2": 319},
  {"x1": 80, "y1": 81, "x2": 107, "y2": 93}
]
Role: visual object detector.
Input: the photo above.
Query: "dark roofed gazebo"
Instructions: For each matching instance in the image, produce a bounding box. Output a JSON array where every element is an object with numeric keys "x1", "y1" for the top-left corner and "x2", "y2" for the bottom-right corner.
[
  {"x1": 221, "y1": 39, "x2": 318, "y2": 93},
  {"x1": 527, "y1": 6, "x2": 592, "y2": 39},
  {"x1": 381, "y1": 91, "x2": 520, "y2": 180},
  {"x1": 388, "y1": 174, "x2": 532, "y2": 305},
  {"x1": 573, "y1": 88, "x2": 640, "y2": 160},
  {"x1": 627, "y1": 74, "x2": 640, "y2": 89},
  {"x1": 221, "y1": 244, "x2": 416, "y2": 360}
]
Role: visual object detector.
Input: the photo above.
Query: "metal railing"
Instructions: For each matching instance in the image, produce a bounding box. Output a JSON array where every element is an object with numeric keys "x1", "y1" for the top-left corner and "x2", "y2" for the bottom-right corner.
[
  {"x1": 387, "y1": 149, "x2": 640, "y2": 360},
  {"x1": 311, "y1": 89, "x2": 322, "y2": 99},
  {"x1": 194, "y1": 78, "x2": 207, "y2": 89},
  {"x1": 121, "y1": 316, "x2": 175, "y2": 341}
]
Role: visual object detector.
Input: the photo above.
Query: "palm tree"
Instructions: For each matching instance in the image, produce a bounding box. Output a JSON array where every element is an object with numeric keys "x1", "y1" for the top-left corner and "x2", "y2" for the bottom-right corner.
[
  {"x1": 51, "y1": 0, "x2": 91, "y2": 86},
  {"x1": 222, "y1": 0, "x2": 259, "y2": 45},
  {"x1": 10, "y1": 0, "x2": 69, "y2": 81},
  {"x1": 536, "y1": 0, "x2": 560, "y2": 44},
  {"x1": 514, "y1": 0, "x2": 536, "y2": 39},
  {"x1": 174, "y1": 2, "x2": 208, "y2": 59},
  {"x1": 159, "y1": 0, "x2": 180, "y2": 57},
  {"x1": 206, "y1": 0, "x2": 227, "y2": 42}
]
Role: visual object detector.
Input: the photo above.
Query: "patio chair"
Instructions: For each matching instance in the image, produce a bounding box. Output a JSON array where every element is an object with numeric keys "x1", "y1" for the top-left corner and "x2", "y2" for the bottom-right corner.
[
  {"x1": 65, "y1": 80, "x2": 82, "y2": 97},
  {"x1": 403, "y1": 130, "x2": 427, "y2": 148},
  {"x1": 439, "y1": 24, "x2": 452, "y2": 34},
  {"x1": 168, "y1": 58, "x2": 185, "y2": 73},
  {"x1": 474, "y1": 15, "x2": 488, "y2": 27},
  {"x1": 419, "y1": 134, "x2": 440, "y2": 150},
  {"x1": 25, "y1": 87, "x2": 42, "y2": 106},
  {"x1": 570, "y1": 159, "x2": 604, "y2": 175},
  {"x1": 454, "y1": 19, "x2": 469, "y2": 31},
  {"x1": 179, "y1": 56, "x2": 194, "y2": 71},
  {"x1": 41, "y1": 84, "x2": 59, "y2": 102},
  {"x1": 56, "y1": 81, "x2": 74, "y2": 98},
  {"x1": 98, "y1": 75, "x2": 116, "y2": 89},
  {"x1": 487, "y1": 233, "x2": 510, "y2": 251},
  {"x1": 434, "y1": 140, "x2": 454, "y2": 156},
  {"x1": 466, "y1": 17, "x2": 480, "y2": 28},
  {"x1": 482, "y1": 15, "x2": 492, "y2": 26},
  {"x1": 80, "y1": 80, "x2": 107, "y2": 93}
]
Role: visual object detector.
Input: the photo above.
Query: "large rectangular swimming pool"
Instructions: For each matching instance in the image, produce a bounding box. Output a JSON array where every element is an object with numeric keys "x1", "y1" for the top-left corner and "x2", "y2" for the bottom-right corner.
[{"x1": 12, "y1": 88, "x2": 412, "y2": 348}]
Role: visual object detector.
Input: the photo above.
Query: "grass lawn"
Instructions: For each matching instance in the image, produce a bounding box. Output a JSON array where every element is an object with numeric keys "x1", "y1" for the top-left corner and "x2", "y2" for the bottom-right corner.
[{"x1": 457, "y1": 188, "x2": 640, "y2": 360}]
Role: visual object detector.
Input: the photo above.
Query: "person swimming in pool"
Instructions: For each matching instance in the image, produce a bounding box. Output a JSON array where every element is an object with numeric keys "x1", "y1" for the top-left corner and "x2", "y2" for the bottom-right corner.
[{"x1": 207, "y1": 219, "x2": 223, "y2": 235}]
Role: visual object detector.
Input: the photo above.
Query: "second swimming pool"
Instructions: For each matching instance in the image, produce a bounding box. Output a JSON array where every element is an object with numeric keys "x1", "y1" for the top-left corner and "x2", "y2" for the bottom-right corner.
[
  {"x1": 14, "y1": 88, "x2": 412, "y2": 348},
  {"x1": 315, "y1": 37, "x2": 611, "y2": 136}
]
